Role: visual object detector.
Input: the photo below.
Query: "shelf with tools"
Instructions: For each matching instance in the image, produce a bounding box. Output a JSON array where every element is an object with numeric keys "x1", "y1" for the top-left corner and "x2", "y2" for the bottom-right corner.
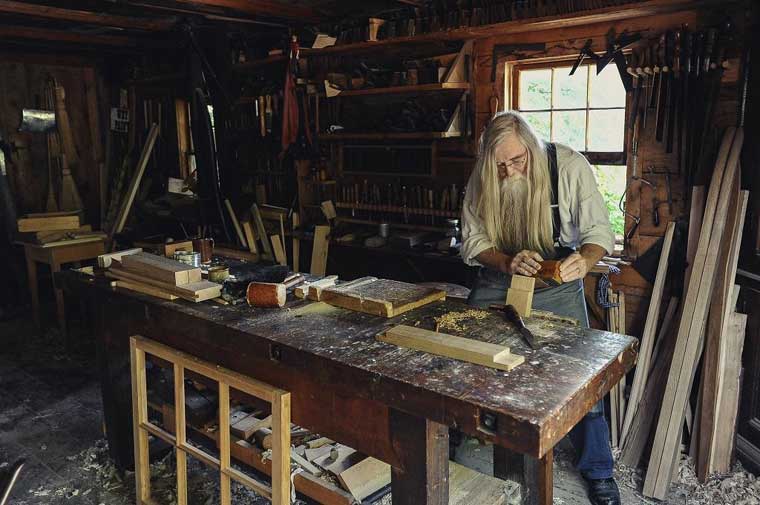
[
  {"x1": 335, "y1": 202, "x2": 460, "y2": 218},
  {"x1": 330, "y1": 82, "x2": 470, "y2": 97}
]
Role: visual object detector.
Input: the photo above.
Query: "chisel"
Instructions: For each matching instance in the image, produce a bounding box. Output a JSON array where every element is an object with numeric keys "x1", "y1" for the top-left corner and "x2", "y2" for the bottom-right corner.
[{"x1": 489, "y1": 304, "x2": 541, "y2": 350}]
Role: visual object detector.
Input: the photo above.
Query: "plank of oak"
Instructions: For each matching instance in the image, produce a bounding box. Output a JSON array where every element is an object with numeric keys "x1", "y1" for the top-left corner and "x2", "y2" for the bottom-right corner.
[
  {"x1": 379, "y1": 325, "x2": 524, "y2": 371},
  {"x1": 111, "y1": 279, "x2": 178, "y2": 301}
]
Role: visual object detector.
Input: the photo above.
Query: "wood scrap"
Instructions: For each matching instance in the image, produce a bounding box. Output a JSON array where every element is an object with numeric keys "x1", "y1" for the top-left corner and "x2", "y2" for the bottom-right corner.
[
  {"x1": 242, "y1": 221, "x2": 259, "y2": 254},
  {"x1": 270, "y1": 235, "x2": 287, "y2": 266},
  {"x1": 224, "y1": 199, "x2": 248, "y2": 249},
  {"x1": 305, "y1": 445, "x2": 333, "y2": 463},
  {"x1": 337, "y1": 456, "x2": 390, "y2": 502},
  {"x1": 231, "y1": 414, "x2": 271, "y2": 441},
  {"x1": 306, "y1": 437, "x2": 334, "y2": 449},
  {"x1": 310, "y1": 225, "x2": 330, "y2": 276},
  {"x1": 505, "y1": 274, "x2": 534, "y2": 317},
  {"x1": 379, "y1": 325, "x2": 524, "y2": 371},
  {"x1": 313, "y1": 445, "x2": 361, "y2": 475},
  {"x1": 292, "y1": 275, "x2": 338, "y2": 300},
  {"x1": 121, "y1": 252, "x2": 201, "y2": 285},
  {"x1": 246, "y1": 282, "x2": 286, "y2": 308},
  {"x1": 291, "y1": 450, "x2": 323, "y2": 476},
  {"x1": 251, "y1": 203, "x2": 273, "y2": 260}
]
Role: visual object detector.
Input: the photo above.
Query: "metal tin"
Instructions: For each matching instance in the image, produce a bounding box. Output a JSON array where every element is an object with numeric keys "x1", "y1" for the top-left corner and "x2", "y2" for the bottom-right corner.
[
  {"x1": 174, "y1": 250, "x2": 201, "y2": 267},
  {"x1": 207, "y1": 265, "x2": 230, "y2": 283},
  {"x1": 378, "y1": 222, "x2": 390, "y2": 238}
]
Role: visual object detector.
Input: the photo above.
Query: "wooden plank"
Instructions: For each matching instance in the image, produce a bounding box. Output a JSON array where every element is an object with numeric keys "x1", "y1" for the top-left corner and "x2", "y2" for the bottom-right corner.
[
  {"x1": 106, "y1": 266, "x2": 220, "y2": 302},
  {"x1": 173, "y1": 364, "x2": 188, "y2": 505},
  {"x1": 337, "y1": 457, "x2": 390, "y2": 502},
  {"x1": 129, "y1": 338, "x2": 151, "y2": 504},
  {"x1": 17, "y1": 214, "x2": 80, "y2": 232},
  {"x1": 699, "y1": 190, "x2": 749, "y2": 480},
  {"x1": 224, "y1": 199, "x2": 248, "y2": 249},
  {"x1": 684, "y1": 186, "x2": 705, "y2": 289},
  {"x1": 110, "y1": 124, "x2": 159, "y2": 241},
  {"x1": 112, "y1": 280, "x2": 178, "y2": 301},
  {"x1": 643, "y1": 127, "x2": 742, "y2": 499},
  {"x1": 214, "y1": 246, "x2": 258, "y2": 263},
  {"x1": 219, "y1": 383, "x2": 231, "y2": 505},
  {"x1": 251, "y1": 203, "x2": 273, "y2": 260},
  {"x1": 271, "y1": 391, "x2": 291, "y2": 505},
  {"x1": 175, "y1": 99, "x2": 190, "y2": 179},
  {"x1": 270, "y1": 235, "x2": 287, "y2": 266},
  {"x1": 620, "y1": 222, "x2": 675, "y2": 447},
  {"x1": 322, "y1": 278, "x2": 445, "y2": 317},
  {"x1": 379, "y1": 325, "x2": 524, "y2": 372},
  {"x1": 710, "y1": 312, "x2": 748, "y2": 474},
  {"x1": 307, "y1": 276, "x2": 339, "y2": 301},
  {"x1": 242, "y1": 221, "x2": 259, "y2": 254},
  {"x1": 310, "y1": 225, "x2": 330, "y2": 276},
  {"x1": 122, "y1": 252, "x2": 201, "y2": 285},
  {"x1": 292, "y1": 212, "x2": 300, "y2": 272}
]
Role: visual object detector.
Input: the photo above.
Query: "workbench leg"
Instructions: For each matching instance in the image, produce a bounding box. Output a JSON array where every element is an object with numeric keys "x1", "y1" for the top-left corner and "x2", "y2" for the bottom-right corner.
[
  {"x1": 494, "y1": 446, "x2": 553, "y2": 505},
  {"x1": 389, "y1": 409, "x2": 449, "y2": 505},
  {"x1": 25, "y1": 251, "x2": 40, "y2": 330},
  {"x1": 51, "y1": 260, "x2": 68, "y2": 344}
]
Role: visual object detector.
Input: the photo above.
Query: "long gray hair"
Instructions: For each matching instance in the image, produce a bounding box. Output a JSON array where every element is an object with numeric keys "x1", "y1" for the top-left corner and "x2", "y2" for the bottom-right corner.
[{"x1": 475, "y1": 111, "x2": 554, "y2": 256}]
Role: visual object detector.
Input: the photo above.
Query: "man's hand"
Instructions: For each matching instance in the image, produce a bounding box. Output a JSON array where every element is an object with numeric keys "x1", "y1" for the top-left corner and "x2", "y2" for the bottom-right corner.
[
  {"x1": 502, "y1": 250, "x2": 543, "y2": 276},
  {"x1": 559, "y1": 252, "x2": 590, "y2": 282}
]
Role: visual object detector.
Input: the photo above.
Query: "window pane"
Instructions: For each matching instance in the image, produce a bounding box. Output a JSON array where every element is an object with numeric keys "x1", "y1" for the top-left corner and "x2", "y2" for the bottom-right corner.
[
  {"x1": 593, "y1": 164, "x2": 627, "y2": 236},
  {"x1": 589, "y1": 65, "x2": 626, "y2": 108},
  {"x1": 552, "y1": 66, "x2": 587, "y2": 109},
  {"x1": 522, "y1": 111, "x2": 550, "y2": 140},
  {"x1": 588, "y1": 109, "x2": 625, "y2": 151},
  {"x1": 519, "y1": 69, "x2": 551, "y2": 110},
  {"x1": 551, "y1": 110, "x2": 586, "y2": 150}
]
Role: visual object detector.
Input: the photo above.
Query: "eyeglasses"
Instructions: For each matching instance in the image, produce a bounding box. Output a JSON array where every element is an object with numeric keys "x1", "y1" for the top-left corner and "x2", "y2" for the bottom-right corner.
[{"x1": 496, "y1": 150, "x2": 528, "y2": 171}]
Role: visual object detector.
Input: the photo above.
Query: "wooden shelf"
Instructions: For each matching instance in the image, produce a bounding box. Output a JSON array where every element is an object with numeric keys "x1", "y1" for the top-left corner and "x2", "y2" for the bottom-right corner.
[
  {"x1": 336, "y1": 202, "x2": 459, "y2": 218},
  {"x1": 233, "y1": 54, "x2": 287, "y2": 72},
  {"x1": 335, "y1": 217, "x2": 453, "y2": 233},
  {"x1": 319, "y1": 131, "x2": 462, "y2": 141},
  {"x1": 333, "y1": 82, "x2": 469, "y2": 97}
]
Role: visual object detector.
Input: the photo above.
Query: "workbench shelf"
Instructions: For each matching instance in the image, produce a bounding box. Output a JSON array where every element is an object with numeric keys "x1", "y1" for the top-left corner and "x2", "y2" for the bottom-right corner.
[
  {"x1": 331, "y1": 82, "x2": 470, "y2": 97},
  {"x1": 336, "y1": 202, "x2": 460, "y2": 218}
]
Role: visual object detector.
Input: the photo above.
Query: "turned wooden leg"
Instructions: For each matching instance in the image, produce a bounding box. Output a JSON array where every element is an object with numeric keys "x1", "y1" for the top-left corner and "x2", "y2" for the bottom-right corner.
[
  {"x1": 494, "y1": 446, "x2": 553, "y2": 505},
  {"x1": 25, "y1": 249, "x2": 40, "y2": 330},
  {"x1": 389, "y1": 408, "x2": 449, "y2": 505}
]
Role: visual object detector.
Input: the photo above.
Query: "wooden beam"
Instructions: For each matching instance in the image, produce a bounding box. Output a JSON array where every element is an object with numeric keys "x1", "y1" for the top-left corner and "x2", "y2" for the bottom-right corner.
[
  {"x1": 0, "y1": 0, "x2": 176, "y2": 31},
  {"x1": 0, "y1": 25, "x2": 145, "y2": 47},
  {"x1": 164, "y1": 0, "x2": 318, "y2": 21}
]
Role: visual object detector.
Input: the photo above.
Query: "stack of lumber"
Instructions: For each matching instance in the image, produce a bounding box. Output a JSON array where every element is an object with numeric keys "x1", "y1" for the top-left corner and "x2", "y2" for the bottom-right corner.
[
  {"x1": 17, "y1": 211, "x2": 106, "y2": 247},
  {"x1": 607, "y1": 289, "x2": 627, "y2": 449},
  {"x1": 103, "y1": 250, "x2": 221, "y2": 302},
  {"x1": 614, "y1": 128, "x2": 750, "y2": 499}
]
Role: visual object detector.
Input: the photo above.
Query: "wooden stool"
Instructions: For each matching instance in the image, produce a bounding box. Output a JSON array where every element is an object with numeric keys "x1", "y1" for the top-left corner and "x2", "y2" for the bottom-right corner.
[{"x1": 21, "y1": 239, "x2": 105, "y2": 339}]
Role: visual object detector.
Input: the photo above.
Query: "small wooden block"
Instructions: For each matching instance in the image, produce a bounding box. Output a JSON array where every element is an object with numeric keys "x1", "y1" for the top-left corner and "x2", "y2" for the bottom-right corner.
[
  {"x1": 122, "y1": 252, "x2": 202, "y2": 285},
  {"x1": 510, "y1": 275, "x2": 535, "y2": 291},
  {"x1": 506, "y1": 275, "x2": 534, "y2": 318},
  {"x1": 231, "y1": 414, "x2": 271, "y2": 440},
  {"x1": 17, "y1": 213, "x2": 80, "y2": 232},
  {"x1": 337, "y1": 457, "x2": 391, "y2": 502}
]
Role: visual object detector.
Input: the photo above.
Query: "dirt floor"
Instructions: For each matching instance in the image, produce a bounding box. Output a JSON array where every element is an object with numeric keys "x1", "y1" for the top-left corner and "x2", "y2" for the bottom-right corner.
[{"x1": 1, "y1": 303, "x2": 759, "y2": 505}]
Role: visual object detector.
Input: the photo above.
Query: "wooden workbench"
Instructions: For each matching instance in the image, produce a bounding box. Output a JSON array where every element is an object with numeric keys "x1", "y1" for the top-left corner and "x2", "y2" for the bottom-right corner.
[{"x1": 61, "y1": 268, "x2": 637, "y2": 505}]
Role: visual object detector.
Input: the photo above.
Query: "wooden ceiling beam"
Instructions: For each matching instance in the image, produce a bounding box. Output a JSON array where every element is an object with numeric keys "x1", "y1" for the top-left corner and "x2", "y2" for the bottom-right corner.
[
  {"x1": 0, "y1": 25, "x2": 171, "y2": 47},
  {"x1": 169, "y1": 0, "x2": 320, "y2": 21},
  {"x1": 0, "y1": 0, "x2": 176, "y2": 31}
]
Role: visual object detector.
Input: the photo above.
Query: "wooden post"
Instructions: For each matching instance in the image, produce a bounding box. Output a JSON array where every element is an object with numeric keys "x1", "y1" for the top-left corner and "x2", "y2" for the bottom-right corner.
[
  {"x1": 389, "y1": 408, "x2": 449, "y2": 505},
  {"x1": 493, "y1": 447, "x2": 553, "y2": 505},
  {"x1": 173, "y1": 363, "x2": 188, "y2": 505},
  {"x1": 129, "y1": 338, "x2": 151, "y2": 504}
]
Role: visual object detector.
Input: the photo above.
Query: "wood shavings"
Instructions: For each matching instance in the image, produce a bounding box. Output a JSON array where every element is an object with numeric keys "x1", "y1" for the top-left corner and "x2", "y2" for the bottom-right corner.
[{"x1": 434, "y1": 310, "x2": 491, "y2": 333}]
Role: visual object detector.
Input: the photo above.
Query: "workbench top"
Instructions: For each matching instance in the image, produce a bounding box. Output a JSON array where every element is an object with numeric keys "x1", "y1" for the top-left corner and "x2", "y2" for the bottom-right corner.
[{"x1": 63, "y1": 269, "x2": 637, "y2": 459}]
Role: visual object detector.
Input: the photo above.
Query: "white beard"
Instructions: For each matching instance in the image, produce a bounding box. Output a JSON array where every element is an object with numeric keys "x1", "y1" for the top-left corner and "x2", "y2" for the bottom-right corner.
[{"x1": 500, "y1": 175, "x2": 530, "y2": 254}]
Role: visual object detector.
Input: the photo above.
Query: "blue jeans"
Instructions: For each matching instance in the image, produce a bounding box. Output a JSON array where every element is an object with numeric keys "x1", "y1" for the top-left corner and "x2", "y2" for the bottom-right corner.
[{"x1": 467, "y1": 268, "x2": 614, "y2": 480}]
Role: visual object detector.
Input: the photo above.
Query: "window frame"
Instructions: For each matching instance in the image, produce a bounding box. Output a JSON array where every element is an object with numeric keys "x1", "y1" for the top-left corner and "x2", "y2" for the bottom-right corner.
[{"x1": 508, "y1": 59, "x2": 627, "y2": 166}]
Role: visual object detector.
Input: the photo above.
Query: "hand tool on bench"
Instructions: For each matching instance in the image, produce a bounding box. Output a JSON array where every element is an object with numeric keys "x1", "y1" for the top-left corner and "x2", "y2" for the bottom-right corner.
[{"x1": 489, "y1": 304, "x2": 541, "y2": 350}]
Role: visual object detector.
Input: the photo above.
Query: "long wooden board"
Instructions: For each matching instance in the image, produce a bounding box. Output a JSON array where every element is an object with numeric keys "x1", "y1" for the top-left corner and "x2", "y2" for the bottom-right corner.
[
  {"x1": 122, "y1": 252, "x2": 202, "y2": 285},
  {"x1": 621, "y1": 222, "x2": 675, "y2": 447},
  {"x1": 111, "y1": 280, "x2": 179, "y2": 301},
  {"x1": 322, "y1": 278, "x2": 445, "y2": 317},
  {"x1": 379, "y1": 325, "x2": 524, "y2": 371}
]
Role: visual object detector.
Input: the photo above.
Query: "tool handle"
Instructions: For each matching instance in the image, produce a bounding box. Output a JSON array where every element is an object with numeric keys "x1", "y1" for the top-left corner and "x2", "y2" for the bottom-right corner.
[{"x1": 503, "y1": 304, "x2": 526, "y2": 330}]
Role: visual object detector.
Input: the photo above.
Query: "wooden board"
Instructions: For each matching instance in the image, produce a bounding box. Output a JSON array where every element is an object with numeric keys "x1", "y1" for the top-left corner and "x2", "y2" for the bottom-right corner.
[
  {"x1": 379, "y1": 325, "x2": 524, "y2": 372},
  {"x1": 251, "y1": 203, "x2": 273, "y2": 260},
  {"x1": 322, "y1": 277, "x2": 446, "y2": 317},
  {"x1": 111, "y1": 280, "x2": 178, "y2": 301},
  {"x1": 224, "y1": 199, "x2": 248, "y2": 249},
  {"x1": 506, "y1": 275, "x2": 535, "y2": 317},
  {"x1": 310, "y1": 225, "x2": 330, "y2": 276},
  {"x1": 17, "y1": 213, "x2": 80, "y2": 232},
  {"x1": 242, "y1": 221, "x2": 259, "y2": 255},
  {"x1": 620, "y1": 221, "x2": 675, "y2": 447},
  {"x1": 122, "y1": 252, "x2": 201, "y2": 286},
  {"x1": 270, "y1": 235, "x2": 287, "y2": 266},
  {"x1": 106, "y1": 265, "x2": 220, "y2": 302},
  {"x1": 337, "y1": 456, "x2": 390, "y2": 502},
  {"x1": 163, "y1": 241, "x2": 193, "y2": 258}
]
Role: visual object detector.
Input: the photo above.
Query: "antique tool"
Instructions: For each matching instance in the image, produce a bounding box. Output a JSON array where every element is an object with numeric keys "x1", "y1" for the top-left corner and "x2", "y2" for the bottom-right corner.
[
  {"x1": 246, "y1": 281, "x2": 286, "y2": 308},
  {"x1": 537, "y1": 260, "x2": 563, "y2": 286},
  {"x1": 655, "y1": 34, "x2": 668, "y2": 141},
  {"x1": 489, "y1": 303, "x2": 540, "y2": 350}
]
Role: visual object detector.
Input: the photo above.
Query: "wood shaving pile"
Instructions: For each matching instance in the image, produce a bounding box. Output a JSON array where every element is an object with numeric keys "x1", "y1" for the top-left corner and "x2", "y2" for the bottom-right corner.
[{"x1": 435, "y1": 310, "x2": 491, "y2": 333}]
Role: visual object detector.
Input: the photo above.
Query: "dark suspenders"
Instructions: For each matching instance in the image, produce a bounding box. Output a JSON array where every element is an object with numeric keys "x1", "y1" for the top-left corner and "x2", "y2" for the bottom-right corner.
[{"x1": 546, "y1": 142, "x2": 561, "y2": 244}]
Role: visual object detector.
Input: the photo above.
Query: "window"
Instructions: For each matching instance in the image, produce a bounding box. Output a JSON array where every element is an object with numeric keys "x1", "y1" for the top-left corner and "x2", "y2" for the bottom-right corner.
[{"x1": 511, "y1": 62, "x2": 627, "y2": 238}]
